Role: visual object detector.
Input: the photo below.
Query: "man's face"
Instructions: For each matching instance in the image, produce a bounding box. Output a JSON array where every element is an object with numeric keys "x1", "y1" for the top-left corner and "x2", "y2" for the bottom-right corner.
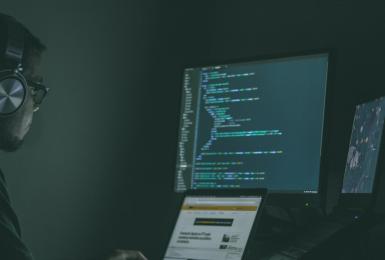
[
  {"x1": 0, "y1": 78, "x2": 35, "y2": 152},
  {"x1": 0, "y1": 53, "x2": 43, "y2": 152},
  {"x1": 12, "y1": 83, "x2": 35, "y2": 142}
]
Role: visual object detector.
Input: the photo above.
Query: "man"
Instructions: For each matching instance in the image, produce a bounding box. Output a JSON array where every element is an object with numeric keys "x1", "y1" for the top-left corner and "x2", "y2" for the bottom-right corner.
[
  {"x1": 0, "y1": 14, "x2": 146, "y2": 260},
  {"x1": 0, "y1": 13, "x2": 46, "y2": 259}
]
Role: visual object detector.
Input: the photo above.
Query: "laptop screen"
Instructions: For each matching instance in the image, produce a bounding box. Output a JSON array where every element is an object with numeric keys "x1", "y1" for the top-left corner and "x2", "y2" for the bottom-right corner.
[
  {"x1": 341, "y1": 96, "x2": 385, "y2": 194},
  {"x1": 164, "y1": 195, "x2": 262, "y2": 260}
]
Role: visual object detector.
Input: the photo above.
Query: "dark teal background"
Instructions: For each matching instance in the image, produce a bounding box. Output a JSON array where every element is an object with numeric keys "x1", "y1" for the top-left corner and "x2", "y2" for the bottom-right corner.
[{"x1": 0, "y1": 0, "x2": 384, "y2": 259}]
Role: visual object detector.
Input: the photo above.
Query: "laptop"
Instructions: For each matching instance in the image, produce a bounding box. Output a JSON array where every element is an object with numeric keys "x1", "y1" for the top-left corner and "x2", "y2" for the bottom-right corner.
[{"x1": 163, "y1": 189, "x2": 267, "y2": 260}]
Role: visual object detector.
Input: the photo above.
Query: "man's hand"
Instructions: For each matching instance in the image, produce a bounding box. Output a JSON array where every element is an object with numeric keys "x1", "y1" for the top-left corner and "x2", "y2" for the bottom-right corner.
[{"x1": 107, "y1": 249, "x2": 147, "y2": 260}]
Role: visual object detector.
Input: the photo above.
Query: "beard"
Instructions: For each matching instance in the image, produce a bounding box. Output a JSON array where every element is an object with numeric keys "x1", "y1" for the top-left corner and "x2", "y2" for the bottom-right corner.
[
  {"x1": 0, "y1": 95, "x2": 33, "y2": 152},
  {"x1": 0, "y1": 132, "x2": 24, "y2": 152},
  {"x1": 0, "y1": 113, "x2": 26, "y2": 152}
]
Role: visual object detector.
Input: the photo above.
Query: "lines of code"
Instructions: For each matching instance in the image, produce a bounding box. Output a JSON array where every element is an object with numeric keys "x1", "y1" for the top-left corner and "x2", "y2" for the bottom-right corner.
[
  {"x1": 175, "y1": 54, "x2": 329, "y2": 193},
  {"x1": 191, "y1": 68, "x2": 284, "y2": 189}
]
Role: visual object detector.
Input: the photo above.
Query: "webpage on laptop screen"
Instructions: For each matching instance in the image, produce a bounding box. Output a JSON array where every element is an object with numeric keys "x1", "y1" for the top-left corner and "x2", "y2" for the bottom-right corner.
[{"x1": 164, "y1": 196, "x2": 262, "y2": 260}]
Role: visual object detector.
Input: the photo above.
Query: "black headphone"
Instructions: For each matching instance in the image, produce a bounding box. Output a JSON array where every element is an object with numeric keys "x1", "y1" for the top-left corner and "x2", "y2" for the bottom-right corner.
[{"x1": 0, "y1": 15, "x2": 27, "y2": 116}]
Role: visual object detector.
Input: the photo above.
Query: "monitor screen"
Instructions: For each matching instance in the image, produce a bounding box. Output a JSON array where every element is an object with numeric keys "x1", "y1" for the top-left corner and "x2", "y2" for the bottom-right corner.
[
  {"x1": 342, "y1": 97, "x2": 385, "y2": 194},
  {"x1": 175, "y1": 53, "x2": 329, "y2": 193},
  {"x1": 164, "y1": 195, "x2": 262, "y2": 260}
]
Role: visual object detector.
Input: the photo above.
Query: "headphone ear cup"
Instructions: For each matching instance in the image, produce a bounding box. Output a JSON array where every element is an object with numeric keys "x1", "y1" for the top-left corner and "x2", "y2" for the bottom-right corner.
[{"x1": 0, "y1": 73, "x2": 26, "y2": 115}]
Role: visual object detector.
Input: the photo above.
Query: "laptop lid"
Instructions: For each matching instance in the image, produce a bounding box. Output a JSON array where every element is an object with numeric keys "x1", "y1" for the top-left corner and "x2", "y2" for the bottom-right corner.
[
  {"x1": 163, "y1": 189, "x2": 267, "y2": 260},
  {"x1": 339, "y1": 97, "x2": 385, "y2": 210}
]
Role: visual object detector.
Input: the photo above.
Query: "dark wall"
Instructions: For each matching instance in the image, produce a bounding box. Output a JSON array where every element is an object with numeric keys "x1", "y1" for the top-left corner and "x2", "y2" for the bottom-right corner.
[
  {"x1": 204, "y1": 0, "x2": 385, "y2": 213},
  {"x1": 0, "y1": 0, "x2": 384, "y2": 259}
]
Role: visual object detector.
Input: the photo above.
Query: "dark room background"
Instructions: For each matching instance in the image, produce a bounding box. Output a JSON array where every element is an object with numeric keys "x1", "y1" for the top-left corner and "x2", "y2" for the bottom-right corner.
[{"x1": 0, "y1": 0, "x2": 385, "y2": 259}]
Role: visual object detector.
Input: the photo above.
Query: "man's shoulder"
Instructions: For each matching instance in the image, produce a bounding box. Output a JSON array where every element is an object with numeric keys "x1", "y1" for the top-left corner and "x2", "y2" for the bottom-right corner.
[
  {"x1": 0, "y1": 167, "x2": 20, "y2": 233},
  {"x1": 0, "y1": 167, "x2": 34, "y2": 260}
]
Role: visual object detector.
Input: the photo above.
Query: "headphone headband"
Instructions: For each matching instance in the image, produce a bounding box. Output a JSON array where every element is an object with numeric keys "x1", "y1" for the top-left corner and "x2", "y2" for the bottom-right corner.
[{"x1": 1, "y1": 15, "x2": 25, "y2": 68}]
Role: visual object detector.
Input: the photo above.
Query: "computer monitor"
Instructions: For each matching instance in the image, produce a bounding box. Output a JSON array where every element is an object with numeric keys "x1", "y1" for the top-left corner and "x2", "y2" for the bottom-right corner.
[
  {"x1": 340, "y1": 97, "x2": 385, "y2": 210},
  {"x1": 342, "y1": 97, "x2": 385, "y2": 194},
  {"x1": 175, "y1": 52, "x2": 329, "y2": 194}
]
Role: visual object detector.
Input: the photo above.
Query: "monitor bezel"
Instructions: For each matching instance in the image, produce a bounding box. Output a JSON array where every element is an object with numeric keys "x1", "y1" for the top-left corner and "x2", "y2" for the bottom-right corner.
[
  {"x1": 163, "y1": 188, "x2": 268, "y2": 260},
  {"x1": 373, "y1": 122, "x2": 385, "y2": 214},
  {"x1": 174, "y1": 49, "x2": 336, "y2": 209}
]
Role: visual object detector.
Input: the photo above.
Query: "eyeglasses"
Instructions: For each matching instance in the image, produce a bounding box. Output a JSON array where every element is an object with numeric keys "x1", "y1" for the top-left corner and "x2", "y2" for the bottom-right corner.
[{"x1": 27, "y1": 79, "x2": 49, "y2": 112}]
